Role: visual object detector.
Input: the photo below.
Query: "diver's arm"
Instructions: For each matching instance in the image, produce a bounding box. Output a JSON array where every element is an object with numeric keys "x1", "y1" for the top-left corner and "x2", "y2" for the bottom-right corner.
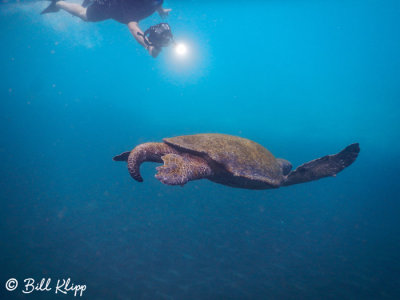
[
  {"x1": 127, "y1": 21, "x2": 147, "y2": 48},
  {"x1": 127, "y1": 21, "x2": 160, "y2": 58}
]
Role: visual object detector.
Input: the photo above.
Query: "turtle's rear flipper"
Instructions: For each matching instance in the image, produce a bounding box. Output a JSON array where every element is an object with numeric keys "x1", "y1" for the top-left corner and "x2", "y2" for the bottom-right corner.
[
  {"x1": 41, "y1": 1, "x2": 60, "y2": 15},
  {"x1": 283, "y1": 143, "x2": 360, "y2": 186},
  {"x1": 82, "y1": 0, "x2": 92, "y2": 8}
]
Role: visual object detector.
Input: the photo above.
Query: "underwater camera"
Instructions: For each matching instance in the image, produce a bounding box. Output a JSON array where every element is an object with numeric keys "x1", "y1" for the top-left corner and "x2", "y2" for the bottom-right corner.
[{"x1": 141, "y1": 23, "x2": 174, "y2": 50}]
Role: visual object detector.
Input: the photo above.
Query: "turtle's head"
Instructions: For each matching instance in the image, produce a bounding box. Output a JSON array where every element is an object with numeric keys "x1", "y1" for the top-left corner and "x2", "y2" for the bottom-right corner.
[{"x1": 277, "y1": 158, "x2": 292, "y2": 176}]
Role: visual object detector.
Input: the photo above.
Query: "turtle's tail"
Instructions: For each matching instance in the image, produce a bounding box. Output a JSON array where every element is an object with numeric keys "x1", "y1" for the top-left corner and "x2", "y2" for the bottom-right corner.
[{"x1": 122, "y1": 143, "x2": 177, "y2": 182}]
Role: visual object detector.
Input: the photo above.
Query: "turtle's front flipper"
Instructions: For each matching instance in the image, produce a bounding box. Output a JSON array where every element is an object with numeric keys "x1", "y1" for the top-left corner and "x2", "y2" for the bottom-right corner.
[
  {"x1": 113, "y1": 151, "x2": 130, "y2": 161},
  {"x1": 283, "y1": 143, "x2": 360, "y2": 186},
  {"x1": 113, "y1": 143, "x2": 177, "y2": 182},
  {"x1": 155, "y1": 154, "x2": 212, "y2": 186}
]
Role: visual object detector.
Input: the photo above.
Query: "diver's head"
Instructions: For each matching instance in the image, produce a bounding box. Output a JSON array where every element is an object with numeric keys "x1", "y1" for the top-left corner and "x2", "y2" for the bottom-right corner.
[{"x1": 143, "y1": 23, "x2": 174, "y2": 50}]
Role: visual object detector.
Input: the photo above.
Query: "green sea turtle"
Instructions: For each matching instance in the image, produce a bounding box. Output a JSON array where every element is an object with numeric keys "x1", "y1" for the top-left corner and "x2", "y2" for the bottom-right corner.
[{"x1": 113, "y1": 134, "x2": 360, "y2": 190}]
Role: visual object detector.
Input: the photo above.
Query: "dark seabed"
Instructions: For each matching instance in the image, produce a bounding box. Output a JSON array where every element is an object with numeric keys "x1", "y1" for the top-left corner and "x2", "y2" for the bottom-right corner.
[{"x1": 0, "y1": 0, "x2": 400, "y2": 299}]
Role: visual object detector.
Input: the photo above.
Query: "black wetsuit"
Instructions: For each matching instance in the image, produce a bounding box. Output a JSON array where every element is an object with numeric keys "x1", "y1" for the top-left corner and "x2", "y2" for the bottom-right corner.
[{"x1": 86, "y1": 0, "x2": 163, "y2": 24}]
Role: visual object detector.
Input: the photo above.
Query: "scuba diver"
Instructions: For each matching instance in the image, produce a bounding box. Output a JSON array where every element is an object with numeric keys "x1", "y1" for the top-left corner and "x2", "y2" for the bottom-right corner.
[{"x1": 41, "y1": 0, "x2": 174, "y2": 58}]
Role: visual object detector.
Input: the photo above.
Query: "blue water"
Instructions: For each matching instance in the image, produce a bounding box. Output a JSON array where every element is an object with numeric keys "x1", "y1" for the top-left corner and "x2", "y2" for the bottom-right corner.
[{"x1": 1, "y1": 0, "x2": 400, "y2": 299}]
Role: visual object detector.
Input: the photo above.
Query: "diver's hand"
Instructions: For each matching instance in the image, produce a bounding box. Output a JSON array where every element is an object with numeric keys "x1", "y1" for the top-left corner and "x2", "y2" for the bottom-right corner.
[
  {"x1": 148, "y1": 46, "x2": 161, "y2": 58},
  {"x1": 158, "y1": 8, "x2": 171, "y2": 19}
]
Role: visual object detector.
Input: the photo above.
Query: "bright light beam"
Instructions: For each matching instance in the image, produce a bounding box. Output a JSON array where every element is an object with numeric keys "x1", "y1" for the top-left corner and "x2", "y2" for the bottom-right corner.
[{"x1": 175, "y1": 43, "x2": 188, "y2": 56}]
